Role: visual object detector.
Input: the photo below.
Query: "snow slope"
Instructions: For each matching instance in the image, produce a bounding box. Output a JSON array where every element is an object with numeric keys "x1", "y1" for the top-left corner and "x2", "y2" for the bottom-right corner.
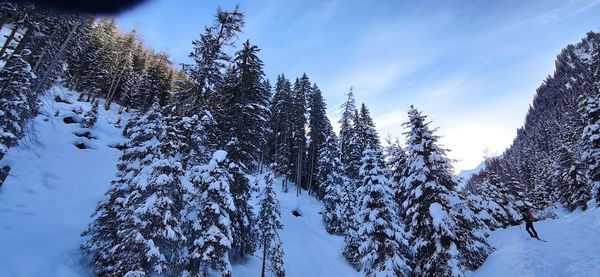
[
  {"x1": 0, "y1": 87, "x2": 125, "y2": 276},
  {"x1": 472, "y1": 203, "x2": 600, "y2": 277},
  {"x1": 0, "y1": 87, "x2": 357, "y2": 277},
  {"x1": 456, "y1": 161, "x2": 485, "y2": 190},
  {"x1": 233, "y1": 177, "x2": 360, "y2": 277}
]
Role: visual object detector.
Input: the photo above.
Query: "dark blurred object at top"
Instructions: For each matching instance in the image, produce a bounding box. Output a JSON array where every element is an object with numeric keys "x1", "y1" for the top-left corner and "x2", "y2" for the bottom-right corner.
[{"x1": 7, "y1": 0, "x2": 148, "y2": 14}]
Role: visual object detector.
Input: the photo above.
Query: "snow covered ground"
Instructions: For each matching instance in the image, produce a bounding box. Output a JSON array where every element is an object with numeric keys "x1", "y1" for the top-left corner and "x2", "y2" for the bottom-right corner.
[
  {"x1": 472, "y1": 203, "x2": 600, "y2": 277},
  {"x1": 0, "y1": 87, "x2": 358, "y2": 277},
  {"x1": 1, "y1": 87, "x2": 599, "y2": 277}
]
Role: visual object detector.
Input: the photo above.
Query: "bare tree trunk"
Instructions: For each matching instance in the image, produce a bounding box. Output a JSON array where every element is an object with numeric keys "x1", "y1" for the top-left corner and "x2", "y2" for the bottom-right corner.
[
  {"x1": 296, "y1": 141, "x2": 303, "y2": 197},
  {"x1": 9, "y1": 25, "x2": 31, "y2": 60},
  {"x1": 308, "y1": 145, "x2": 316, "y2": 196},
  {"x1": 0, "y1": 24, "x2": 18, "y2": 60},
  {"x1": 104, "y1": 70, "x2": 123, "y2": 110},
  {"x1": 33, "y1": 21, "x2": 79, "y2": 94},
  {"x1": 261, "y1": 238, "x2": 268, "y2": 277},
  {"x1": 32, "y1": 28, "x2": 60, "y2": 74}
]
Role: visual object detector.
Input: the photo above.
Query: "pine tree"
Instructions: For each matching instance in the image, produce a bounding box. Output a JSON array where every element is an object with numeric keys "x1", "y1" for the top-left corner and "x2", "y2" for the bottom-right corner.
[
  {"x1": 353, "y1": 148, "x2": 412, "y2": 276},
  {"x1": 269, "y1": 74, "x2": 294, "y2": 192},
  {"x1": 339, "y1": 88, "x2": 361, "y2": 180},
  {"x1": 319, "y1": 124, "x2": 346, "y2": 234},
  {"x1": 553, "y1": 146, "x2": 590, "y2": 211},
  {"x1": 579, "y1": 90, "x2": 600, "y2": 205},
  {"x1": 290, "y1": 74, "x2": 310, "y2": 194},
  {"x1": 385, "y1": 138, "x2": 408, "y2": 213},
  {"x1": 189, "y1": 5, "x2": 244, "y2": 111},
  {"x1": 356, "y1": 103, "x2": 381, "y2": 152},
  {"x1": 219, "y1": 40, "x2": 270, "y2": 170},
  {"x1": 82, "y1": 102, "x2": 168, "y2": 276},
  {"x1": 186, "y1": 150, "x2": 235, "y2": 277},
  {"x1": 402, "y1": 106, "x2": 492, "y2": 276},
  {"x1": 0, "y1": 50, "x2": 34, "y2": 164},
  {"x1": 258, "y1": 172, "x2": 285, "y2": 277},
  {"x1": 307, "y1": 84, "x2": 328, "y2": 197}
]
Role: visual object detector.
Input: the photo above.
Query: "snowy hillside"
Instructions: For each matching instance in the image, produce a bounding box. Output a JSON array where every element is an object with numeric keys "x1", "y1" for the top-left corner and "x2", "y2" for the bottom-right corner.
[
  {"x1": 472, "y1": 203, "x2": 600, "y2": 277},
  {"x1": 0, "y1": 87, "x2": 357, "y2": 277},
  {"x1": 456, "y1": 161, "x2": 485, "y2": 190}
]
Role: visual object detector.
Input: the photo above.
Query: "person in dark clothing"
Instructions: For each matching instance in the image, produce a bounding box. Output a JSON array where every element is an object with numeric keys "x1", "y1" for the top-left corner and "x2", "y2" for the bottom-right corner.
[{"x1": 521, "y1": 209, "x2": 539, "y2": 240}]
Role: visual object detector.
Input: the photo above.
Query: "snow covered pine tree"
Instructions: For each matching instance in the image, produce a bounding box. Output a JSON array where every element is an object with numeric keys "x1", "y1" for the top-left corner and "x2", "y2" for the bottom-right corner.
[
  {"x1": 258, "y1": 171, "x2": 285, "y2": 277},
  {"x1": 402, "y1": 106, "x2": 492, "y2": 276},
  {"x1": 352, "y1": 148, "x2": 411, "y2": 276},
  {"x1": 186, "y1": 150, "x2": 236, "y2": 277}
]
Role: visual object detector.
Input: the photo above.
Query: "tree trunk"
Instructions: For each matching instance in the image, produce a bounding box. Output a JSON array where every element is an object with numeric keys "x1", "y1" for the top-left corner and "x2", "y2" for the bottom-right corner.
[
  {"x1": 0, "y1": 24, "x2": 18, "y2": 60},
  {"x1": 105, "y1": 70, "x2": 123, "y2": 110},
  {"x1": 33, "y1": 21, "x2": 80, "y2": 94},
  {"x1": 296, "y1": 141, "x2": 303, "y2": 197},
  {"x1": 261, "y1": 238, "x2": 268, "y2": 277},
  {"x1": 307, "y1": 145, "x2": 316, "y2": 196},
  {"x1": 9, "y1": 25, "x2": 32, "y2": 60}
]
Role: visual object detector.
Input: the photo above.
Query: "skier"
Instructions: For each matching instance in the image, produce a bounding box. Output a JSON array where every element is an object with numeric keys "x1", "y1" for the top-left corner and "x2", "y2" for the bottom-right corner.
[{"x1": 521, "y1": 208, "x2": 539, "y2": 240}]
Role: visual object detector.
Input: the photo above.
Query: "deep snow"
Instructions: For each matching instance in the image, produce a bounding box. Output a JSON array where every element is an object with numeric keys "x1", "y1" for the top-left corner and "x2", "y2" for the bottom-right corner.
[
  {"x1": 1, "y1": 87, "x2": 598, "y2": 277},
  {"x1": 0, "y1": 87, "x2": 358, "y2": 277},
  {"x1": 472, "y1": 203, "x2": 600, "y2": 277}
]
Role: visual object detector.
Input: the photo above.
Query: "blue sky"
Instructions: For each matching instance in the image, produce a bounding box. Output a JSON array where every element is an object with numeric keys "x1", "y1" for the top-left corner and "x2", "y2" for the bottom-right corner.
[{"x1": 117, "y1": 0, "x2": 600, "y2": 172}]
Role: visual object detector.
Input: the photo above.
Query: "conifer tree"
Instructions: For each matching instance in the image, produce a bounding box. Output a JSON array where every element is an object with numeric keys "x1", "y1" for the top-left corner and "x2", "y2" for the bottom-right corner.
[
  {"x1": 319, "y1": 124, "x2": 346, "y2": 234},
  {"x1": 189, "y1": 5, "x2": 244, "y2": 110},
  {"x1": 269, "y1": 74, "x2": 294, "y2": 192},
  {"x1": 186, "y1": 150, "x2": 235, "y2": 277},
  {"x1": 385, "y1": 138, "x2": 408, "y2": 212},
  {"x1": 258, "y1": 172, "x2": 285, "y2": 277},
  {"x1": 580, "y1": 90, "x2": 600, "y2": 205},
  {"x1": 307, "y1": 84, "x2": 328, "y2": 196},
  {"x1": 82, "y1": 102, "x2": 175, "y2": 276},
  {"x1": 339, "y1": 88, "x2": 361, "y2": 180},
  {"x1": 356, "y1": 103, "x2": 381, "y2": 152},
  {"x1": 353, "y1": 148, "x2": 411, "y2": 277},
  {"x1": 553, "y1": 146, "x2": 590, "y2": 211},
  {"x1": 0, "y1": 50, "x2": 34, "y2": 165},
  {"x1": 402, "y1": 106, "x2": 492, "y2": 276},
  {"x1": 291, "y1": 74, "x2": 310, "y2": 194}
]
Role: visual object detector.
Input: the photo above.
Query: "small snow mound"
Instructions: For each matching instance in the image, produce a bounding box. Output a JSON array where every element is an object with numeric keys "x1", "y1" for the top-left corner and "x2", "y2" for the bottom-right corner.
[
  {"x1": 73, "y1": 131, "x2": 96, "y2": 140},
  {"x1": 212, "y1": 150, "x2": 227, "y2": 163},
  {"x1": 429, "y1": 203, "x2": 447, "y2": 227}
]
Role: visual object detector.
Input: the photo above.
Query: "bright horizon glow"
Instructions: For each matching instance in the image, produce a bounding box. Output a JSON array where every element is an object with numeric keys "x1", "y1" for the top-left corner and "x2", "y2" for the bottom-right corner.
[{"x1": 117, "y1": 0, "x2": 600, "y2": 173}]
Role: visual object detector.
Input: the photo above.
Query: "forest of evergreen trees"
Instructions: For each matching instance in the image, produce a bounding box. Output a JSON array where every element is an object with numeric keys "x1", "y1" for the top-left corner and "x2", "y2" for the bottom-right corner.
[
  {"x1": 464, "y1": 32, "x2": 600, "y2": 229},
  {"x1": 0, "y1": 2, "x2": 599, "y2": 277}
]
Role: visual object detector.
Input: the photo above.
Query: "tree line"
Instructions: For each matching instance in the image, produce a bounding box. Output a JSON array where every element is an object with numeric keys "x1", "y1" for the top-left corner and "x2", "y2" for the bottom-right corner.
[{"x1": 464, "y1": 32, "x2": 600, "y2": 231}]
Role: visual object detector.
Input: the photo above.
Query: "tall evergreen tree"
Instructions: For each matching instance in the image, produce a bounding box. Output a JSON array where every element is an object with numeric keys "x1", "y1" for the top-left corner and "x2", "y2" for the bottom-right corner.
[
  {"x1": 290, "y1": 74, "x2": 310, "y2": 194},
  {"x1": 402, "y1": 106, "x2": 492, "y2": 276},
  {"x1": 0, "y1": 50, "x2": 34, "y2": 170},
  {"x1": 186, "y1": 150, "x2": 235, "y2": 277},
  {"x1": 307, "y1": 84, "x2": 328, "y2": 196},
  {"x1": 553, "y1": 146, "x2": 591, "y2": 211},
  {"x1": 353, "y1": 148, "x2": 412, "y2": 276},
  {"x1": 356, "y1": 103, "x2": 381, "y2": 152},
  {"x1": 268, "y1": 74, "x2": 294, "y2": 192},
  {"x1": 339, "y1": 88, "x2": 361, "y2": 180},
  {"x1": 258, "y1": 172, "x2": 286, "y2": 277},
  {"x1": 319, "y1": 123, "x2": 346, "y2": 234},
  {"x1": 580, "y1": 87, "x2": 600, "y2": 205},
  {"x1": 82, "y1": 101, "x2": 186, "y2": 276},
  {"x1": 188, "y1": 5, "x2": 244, "y2": 111}
]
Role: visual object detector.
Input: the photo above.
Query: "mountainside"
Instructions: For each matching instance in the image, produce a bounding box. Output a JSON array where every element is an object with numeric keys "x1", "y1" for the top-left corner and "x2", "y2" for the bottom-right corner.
[
  {"x1": 0, "y1": 87, "x2": 358, "y2": 277},
  {"x1": 456, "y1": 161, "x2": 485, "y2": 190}
]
